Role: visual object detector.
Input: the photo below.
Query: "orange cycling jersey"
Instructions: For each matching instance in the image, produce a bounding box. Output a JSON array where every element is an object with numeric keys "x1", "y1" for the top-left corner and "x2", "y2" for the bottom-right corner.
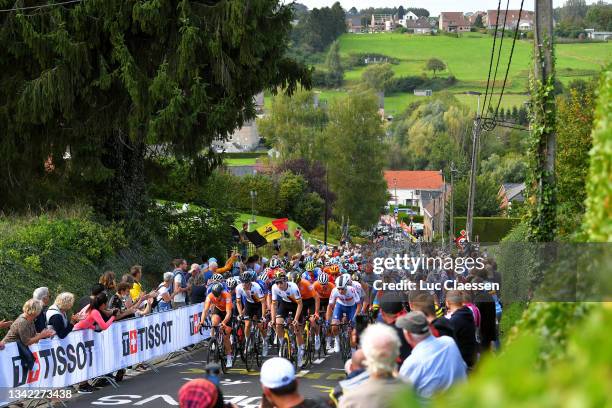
[
  {"x1": 313, "y1": 281, "x2": 335, "y2": 299},
  {"x1": 298, "y1": 280, "x2": 316, "y2": 300},
  {"x1": 206, "y1": 291, "x2": 232, "y2": 311}
]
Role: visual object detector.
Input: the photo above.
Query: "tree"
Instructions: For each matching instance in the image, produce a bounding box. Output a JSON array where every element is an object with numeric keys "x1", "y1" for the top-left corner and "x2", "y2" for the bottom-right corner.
[
  {"x1": 585, "y1": 3, "x2": 612, "y2": 31},
  {"x1": 474, "y1": 14, "x2": 484, "y2": 28},
  {"x1": 0, "y1": 0, "x2": 309, "y2": 223},
  {"x1": 556, "y1": 79, "x2": 596, "y2": 237},
  {"x1": 294, "y1": 192, "x2": 325, "y2": 230},
  {"x1": 295, "y1": 2, "x2": 346, "y2": 52},
  {"x1": 257, "y1": 90, "x2": 327, "y2": 161},
  {"x1": 426, "y1": 58, "x2": 446, "y2": 78},
  {"x1": 561, "y1": 0, "x2": 588, "y2": 25},
  {"x1": 453, "y1": 176, "x2": 502, "y2": 217},
  {"x1": 397, "y1": 5, "x2": 406, "y2": 19},
  {"x1": 276, "y1": 159, "x2": 336, "y2": 210},
  {"x1": 361, "y1": 63, "x2": 395, "y2": 92},
  {"x1": 278, "y1": 171, "x2": 308, "y2": 217},
  {"x1": 348, "y1": 7, "x2": 358, "y2": 16},
  {"x1": 325, "y1": 40, "x2": 344, "y2": 87},
  {"x1": 325, "y1": 91, "x2": 388, "y2": 228},
  {"x1": 406, "y1": 8, "x2": 430, "y2": 18}
]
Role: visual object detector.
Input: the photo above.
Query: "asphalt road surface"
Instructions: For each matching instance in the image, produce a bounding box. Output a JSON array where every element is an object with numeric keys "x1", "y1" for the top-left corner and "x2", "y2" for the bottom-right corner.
[{"x1": 64, "y1": 344, "x2": 344, "y2": 407}]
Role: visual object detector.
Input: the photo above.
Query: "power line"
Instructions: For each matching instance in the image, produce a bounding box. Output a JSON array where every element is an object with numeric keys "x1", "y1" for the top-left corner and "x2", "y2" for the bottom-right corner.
[
  {"x1": 481, "y1": 0, "x2": 503, "y2": 119},
  {"x1": 487, "y1": 0, "x2": 511, "y2": 114},
  {"x1": 494, "y1": 0, "x2": 526, "y2": 116},
  {"x1": 0, "y1": 0, "x2": 82, "y2": 13}
]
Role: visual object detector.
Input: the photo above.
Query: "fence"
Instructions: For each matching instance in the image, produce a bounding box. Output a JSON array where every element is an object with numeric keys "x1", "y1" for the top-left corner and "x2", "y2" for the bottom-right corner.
[{"x1": 0, "y1": 304, "x2": 210, "y2": 406}]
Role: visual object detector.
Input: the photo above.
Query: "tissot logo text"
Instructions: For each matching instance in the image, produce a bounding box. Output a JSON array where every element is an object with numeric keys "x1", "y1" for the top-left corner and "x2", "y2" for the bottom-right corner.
[{"x1": 121, "y1": 321, "x2": 173, "y2": 356}]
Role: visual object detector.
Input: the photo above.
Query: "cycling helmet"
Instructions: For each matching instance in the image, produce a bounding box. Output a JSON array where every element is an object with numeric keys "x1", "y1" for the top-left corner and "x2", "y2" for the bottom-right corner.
[
  {"x1": 269, "y1": 258, "x2": 280, "y2": 268},
  {"x1": 329, "y1": 264, "x2": 340, "y2": 275},
  {"x1": 274, "y1": 269, "x2": 287, "y2": 280},
  {"x1": 324, "y1": 260, "x2": 331, "y2": 267},
  {"x1": 305, "y1": 261, "x2": 315, "y2": 272},
  {"x1": 340, "y1": 267, "x2": 348, "y2": 275},
  {"x1": 226, "y1": 277, "x2": 238, "y2": 289},
  {"x1": 317, "y1": 273, "x2": 329, "y2": 285},
  {"x1": 316, "y1": 258, "x2": 324, "y2": 266},
  {"x1": 258, "y1": 271, "x2": 269, "y2": 282},
  {"x1": 211, "y1": 283, "x2": 224, "y2": 297},
  {"x1": 274, "y1": 273, "x2": 288, "y2": 283},
  {"x1": 335, "y1": 274, "x2": 350, "y2": 289},
  {"x1": 240, "y1": 271, "x2": 254, "y2": 283},
  {"x1": 287, "y1": 271, "x2": 301, "y2": 284},
  {"x1": 351, "y1": 272, "x2": 361, "y2": 282},
  {"x1": 211, "y1": 273, "x2": 224, "y2": 283},
  {"x1": 348, "y1": 263, "x2": 359, "y2": 272},
  {"x1": 247, "y1": 269, "x2": 257, "y2": 281}
]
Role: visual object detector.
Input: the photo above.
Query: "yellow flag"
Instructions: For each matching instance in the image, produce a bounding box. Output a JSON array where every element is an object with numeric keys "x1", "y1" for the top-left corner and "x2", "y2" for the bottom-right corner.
[{"x1": 256, "y1": 222, "x2": 282, "y2": 242}]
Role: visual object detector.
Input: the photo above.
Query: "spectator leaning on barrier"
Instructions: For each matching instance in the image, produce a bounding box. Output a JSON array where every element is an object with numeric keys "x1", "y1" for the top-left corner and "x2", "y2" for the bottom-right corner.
[
  {"x1": 2, "y1": 299, "x2": 55, "y2": 346},
  {"x1": 129, "y1": 265, "x2": 145, "y2": 301},
  {"x1": 156, "y1": 272, "x2": 175, "y2": 312},
  {"x1": 189, "y1": 268, "x2": 208, "y2": 305},
  {"x1": 73, "y1": 293, "x2": 117, "y2": 331},
  {"x1": 99, "y1": 271, "x2": 116, "y2": 295},
  {"x1": 338, "y1": 323, "x2": 407, "y2": 408},
  {"x1": 109, "y1": 282, "x2": 144, "y2": 320},
  {"x1": 396, "y1": 311, "x2": 467, "y2": 398},
  {"x1": 46, "y1": 292, "x2": 78, "y2": 339},
  {"x1": 260, "y1": 357, "x2": 327, "y2": 408},
  {"x1": 33, "y1": 286, "x2": 50, "y2": 333}
]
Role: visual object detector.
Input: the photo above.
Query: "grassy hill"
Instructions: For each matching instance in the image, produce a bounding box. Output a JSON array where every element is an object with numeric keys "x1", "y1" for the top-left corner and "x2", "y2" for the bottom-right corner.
[{"x1": 312, "y1": 33, "x2": 611, "y2": 116}]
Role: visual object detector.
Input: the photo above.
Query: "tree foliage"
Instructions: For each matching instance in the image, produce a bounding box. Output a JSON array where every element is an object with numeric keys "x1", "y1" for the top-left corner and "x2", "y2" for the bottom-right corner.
[
  {"x1": 291, "y1": 2, "x2": 346, "y2": 53},
  {"x1": 325, "y1": 91, "x2": 388, "y2": 228},
  {"x1": 325, "y1": 40, "x2": 344, "y2": 87},
  {"x1": 426, "y1": 58, "x2": 447, "y2": 77},
  {"x1": 452, "y1": 175, "x2": 502, "y2": 217},
  {"x1": 0, "y1": 0, "x2": 309, "y2": 223},
  {"x1": 361, "y1": 63, "x2": 395, "y2": 92}
]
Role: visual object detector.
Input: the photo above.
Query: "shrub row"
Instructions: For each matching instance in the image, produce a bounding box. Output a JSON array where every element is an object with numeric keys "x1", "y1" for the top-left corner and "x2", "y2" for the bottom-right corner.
[{"x1": 453, "y1": 216, "x2": 521, "y2": 242}]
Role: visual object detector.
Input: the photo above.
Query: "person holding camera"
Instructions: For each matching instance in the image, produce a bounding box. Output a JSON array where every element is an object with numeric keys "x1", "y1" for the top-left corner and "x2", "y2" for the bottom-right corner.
[{"x1": 73, "y1": 292, "x2": 117, "y2": 331}]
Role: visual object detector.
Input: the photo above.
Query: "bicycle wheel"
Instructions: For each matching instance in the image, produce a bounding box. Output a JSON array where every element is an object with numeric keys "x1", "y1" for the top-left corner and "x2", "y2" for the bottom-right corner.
[
  {"x1": 245, "y1": 330, "x2": 260, "y2": 371},
  {"x1": 206, "y1": 338, "x2": 219, "y2": 366},
  {"x1": 305, "y1": 324, "x2": 314, "y2": 368},
  {"x1": 340, "y1": 329, "x2": 351, "y2": 361}
]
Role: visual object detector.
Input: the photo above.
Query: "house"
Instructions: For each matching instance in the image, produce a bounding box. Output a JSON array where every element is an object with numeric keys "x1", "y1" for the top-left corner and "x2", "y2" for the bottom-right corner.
[
  {"x1": 384, "y1": 170, "x2": 445, "y2": 213},
  {"x1": 398, "y1": 11, "x2": 419, "y2": 27},
  {"x1": 371, "y1": 14, "x2": 396, "y2": 32},
  {"x1": 498, "y1": 183, "x2": 526, "y2": 211},
  {"x1": 439, "y1": 12, "x2": 471, "y2": 32},
  {"x1": 585, "y1": 29, "x2": 612, "y2": 40},
  {"x1": 485, "y1": 9, "x2": 535, "y2": 30},
  {"x1": 404, "y1": 17, "x2": 433, "y2": 34},
  {"x1": 422, "y1": 191, "x2": 446, "y2": 241},
  {"x1": 346, "y1": 16, "x2": 364, "y2": 33},
  {"x1": 213, "y1": 92, "x2": 264, "y2": 153}
]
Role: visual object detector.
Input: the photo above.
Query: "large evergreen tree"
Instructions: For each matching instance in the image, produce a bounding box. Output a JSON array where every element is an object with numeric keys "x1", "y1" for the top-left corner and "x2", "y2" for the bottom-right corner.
[
  {"x1": 0, "y1": 0, "x2": 310, "y2": 221},
  {"x1": 325, "y1": 40, "x2": 344, "y2": 87}
]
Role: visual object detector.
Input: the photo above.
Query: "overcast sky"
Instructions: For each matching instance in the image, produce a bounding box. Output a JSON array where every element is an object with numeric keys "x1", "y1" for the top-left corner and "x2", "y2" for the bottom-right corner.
[{"x1": 294, "y1": 0, "x2": 600, "y2": 15}]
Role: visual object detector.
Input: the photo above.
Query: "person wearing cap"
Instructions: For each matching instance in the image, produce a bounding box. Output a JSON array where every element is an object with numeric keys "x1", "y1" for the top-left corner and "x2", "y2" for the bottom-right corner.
[
  {"x1": 260, "y1": 357, "x2": 327, "y2": 408},
  {"x1": 178, "y1": 378, "x2": 236, "y2": 408},
  {"x1": 378, "y1": 293, "x2": 412, "y2": 364},
  {"x1": 338, "y1": 323, "x2": 407, "y2": 408},
  {"x1": 396, "y1": 311, "x2": 467, "y2": 398}
]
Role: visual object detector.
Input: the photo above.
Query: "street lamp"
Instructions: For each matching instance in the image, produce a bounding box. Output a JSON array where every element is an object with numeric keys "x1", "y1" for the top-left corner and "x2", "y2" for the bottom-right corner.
[
  {"x1": 250, "y1": 190, "x2": 257, "y2": 222},
  {"x1": 465, "y1": 91, "x2": 483, "y2": 117}
]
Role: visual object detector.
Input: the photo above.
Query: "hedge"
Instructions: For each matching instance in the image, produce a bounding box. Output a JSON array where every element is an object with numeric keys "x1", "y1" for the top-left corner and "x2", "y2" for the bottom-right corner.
[
  {"x1": 453, "y1": 217, "x2": 521, "y2": 242},
  {"x1": 222, "y1": 152, "x2": 267, "y2": 159}
]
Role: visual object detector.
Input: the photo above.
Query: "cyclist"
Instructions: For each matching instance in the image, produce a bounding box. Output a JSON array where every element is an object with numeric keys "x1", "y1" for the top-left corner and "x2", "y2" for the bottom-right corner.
[
  {"x1": 197, "y1": 283, "x2": 234, "y2": 368},
  {"x1": 292, "y1": 270, "x2": 321, "y2": 353},
  {"x1": 271, "y1": 273, "x2": 304, "y2": 365},
  {"x1": 302, "y1": 261, "x2": 318, "y2": 283},
  {"x1": 350, "y1": 272, "x2": 370, "y2": 315},
  {"x1": 236, "y1": 271, "x2": 269, "y2": 356},
  {"x1": 326, "y1": 274, "x2": 360, "y2": 353},
  {"x1": 313, "y1": 272, "x2": 335, "y2": 351}
]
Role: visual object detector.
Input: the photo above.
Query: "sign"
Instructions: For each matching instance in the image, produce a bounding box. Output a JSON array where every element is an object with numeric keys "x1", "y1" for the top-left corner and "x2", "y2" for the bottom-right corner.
[{"x1": 0, "y1": 304, "x2": 210, "y2": 405}]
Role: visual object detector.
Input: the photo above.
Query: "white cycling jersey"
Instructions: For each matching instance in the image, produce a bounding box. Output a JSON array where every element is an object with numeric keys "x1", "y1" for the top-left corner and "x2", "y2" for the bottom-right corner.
[
  {"x1": 271, "y1": 282, "x2": 301, "y2": 303},
  {"x1": 236, "y1": 282, "x2": 265, "y2": 304},
  {"x1": 351, "y1": 281, "x2": 365, "y2": 300},
  {"x1": 329, "y1": 286, "x2": 360, "y2": 306}
]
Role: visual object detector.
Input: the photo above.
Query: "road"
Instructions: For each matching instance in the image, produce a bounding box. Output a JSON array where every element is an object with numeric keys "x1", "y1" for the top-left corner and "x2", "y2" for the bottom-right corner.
[{"x1": 64, "y1": 344, "x2": 344, "y2": 407}]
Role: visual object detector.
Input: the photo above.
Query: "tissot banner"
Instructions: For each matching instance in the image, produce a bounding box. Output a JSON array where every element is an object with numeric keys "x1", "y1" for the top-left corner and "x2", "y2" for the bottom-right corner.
[{"x1": 0, "y1": 304, "x2": 210, "y2": 403}]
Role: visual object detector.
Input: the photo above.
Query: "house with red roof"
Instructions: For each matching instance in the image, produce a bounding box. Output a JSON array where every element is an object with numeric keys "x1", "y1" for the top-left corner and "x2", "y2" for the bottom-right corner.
[{"x1": 384, "y1": 170, "x2": 445, "y2": 208}]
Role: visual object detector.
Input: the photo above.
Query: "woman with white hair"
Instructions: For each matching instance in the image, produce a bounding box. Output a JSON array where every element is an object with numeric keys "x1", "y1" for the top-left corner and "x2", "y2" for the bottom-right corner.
[
  {"x1": 156, "y1": 272, "x2": 175, "y2": 312},
  {"x1": 33, "y1": 287, "x2": 50, "y2": 333},
  {"x1": 46, "y1": 292, "x2": 78, "y2": 339},
  {"x1": 2, "y1": 299, "x2": 55, "y2": 346},
  {"x1": 339, "y1": 323, "x2": 407, "y2": 408}
]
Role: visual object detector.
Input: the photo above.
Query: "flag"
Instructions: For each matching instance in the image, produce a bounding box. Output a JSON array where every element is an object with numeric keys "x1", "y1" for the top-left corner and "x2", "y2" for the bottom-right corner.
[
  {"x1": 245, "y1": 222, "x2": 283, "y2": 247},
  {"x1": 271, "y1": 218, "x2": 289, "y2": 231}
]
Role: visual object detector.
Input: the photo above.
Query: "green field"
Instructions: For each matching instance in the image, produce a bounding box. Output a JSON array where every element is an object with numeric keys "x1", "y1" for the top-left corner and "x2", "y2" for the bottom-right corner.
[
  {"x1": 225, "y1": 157, "x2": 258, "y2": 166},
  {"x1": 313, "y1": 32, "x2": 611, "y2": 116}
]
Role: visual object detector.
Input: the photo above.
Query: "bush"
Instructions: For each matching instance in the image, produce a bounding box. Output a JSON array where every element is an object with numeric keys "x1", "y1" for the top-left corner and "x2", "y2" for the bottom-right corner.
[
  {"x1": 344, "y1": 53, "x2": 400, "y2": 69},
  {"x1": 453, "y1": 217, "x2": 521, "y2": 242},
  {"x1": 384, "y1": 75, "x2": 456, "y2": 94}
]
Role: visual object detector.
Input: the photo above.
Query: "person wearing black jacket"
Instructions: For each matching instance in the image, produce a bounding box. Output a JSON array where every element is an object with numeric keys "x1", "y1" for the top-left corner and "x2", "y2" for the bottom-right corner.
[
  {"x1": 33, "y1": 287, "x2": 50, "y2": 333},
  {"x1": 472, "y1": 279, "x2": 499, "y2": 353},
  {"x1": 446, "y1": 290, "x2": 478, "y2": 369},
  {"x1": 46, "y1": 292, "x2": 77, "y2": 339},
  {"x1": 378, "y1": 294, "x2": 412, "y2": 365},
  {"x1": 409, "y1": 292, "x2": 455, "y2": 340}
]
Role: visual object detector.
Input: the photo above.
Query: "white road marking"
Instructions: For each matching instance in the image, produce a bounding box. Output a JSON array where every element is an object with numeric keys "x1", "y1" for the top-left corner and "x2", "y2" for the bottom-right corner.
[
  {"x1": 296, "y1": 370, "x2": 310, "y2": 377},
  {"x1": 313, "y1": 358, "x2": 325, "y2": 364}
]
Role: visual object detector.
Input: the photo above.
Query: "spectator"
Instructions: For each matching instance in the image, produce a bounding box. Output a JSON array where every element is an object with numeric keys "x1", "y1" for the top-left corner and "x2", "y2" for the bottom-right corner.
[
  {"x1": 156, "y1": 272, "x2": 175, "y2": 312},
  {"x1": 396, "y1": 312, "x2": 466, "y2": 398},
  {"x1": 2, "y1": 299, "x2": 54, "y2": 346},
  {"x1": 470, "y1": 278, "x2": 498, "y2": 353},
  {"x1": 178, "y1": 378, "x2": 235, "y2": 408},
  {"x1": 172, "y1": 258, "x2": 190, "y2": 309},
  {"x1": 189, "y1": 269, "x2": 208, "y2": 305},
  {"x1": 33, "y1": 287, "x2": 50, "y2": 333},
  {"x1": 378, "y1": 293, "x2": 411, "y2": 363},
  {"x1": 76, "y1": 283, "x2": 105, "y2": 320},
  {"x1": 109, "y1": 282, "x2": 144, "y2": 319},
  {"x1": 129, "y1": 265, "x2": 145, "y2": 301},
  {"x1": 409, "y1": 292, "x2": 455, "y2": 339},
  {"x1": 339, "y1": 323, "x2": 406, "y2": 408},
  {"x1": 260, "y1": 357, "x2": 326, "y2": 408},
  {"x1": 73, "y1": 293, "x2": 117, "y2": 331},
  {"x1": 46, "y1": 292, "x2": 78, "y2": 339},
  {"x1": 99, "y1": 271, "x2": 116, "y2": 295},
  {"x1": 446, "y1": 290, "x2": 478, "y2": 369},
  {"x1": 239, "y1": 222, "x2": 249, "y2": 259},
  {"x1": 331, "y1": 350, "x2": 369, "y2": 404}
]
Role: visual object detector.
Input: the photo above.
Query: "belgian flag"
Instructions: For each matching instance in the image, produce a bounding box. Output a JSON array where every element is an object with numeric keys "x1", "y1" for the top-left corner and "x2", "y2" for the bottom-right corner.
[{"x1": 245, "y1": 218, "x2": 288, "y2": 247}]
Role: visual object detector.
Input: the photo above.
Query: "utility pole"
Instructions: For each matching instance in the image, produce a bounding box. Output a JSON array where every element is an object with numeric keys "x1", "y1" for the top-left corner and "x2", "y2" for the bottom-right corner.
[
  {"x1": 324, "y1": 163, "x2": 329, "y2": 246},
  {"x1": 449, "y1": 162, "x2": 458, "y2": 247},
  {"x1": 441, "y1": 170, "x2": 445, "y2": 246},
  {"x1": 532, "y1": 0, "x2": 557, "y2": 241},
  {"x1": 466, "y1": 118, "x2": 482, "y2": 242}
]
